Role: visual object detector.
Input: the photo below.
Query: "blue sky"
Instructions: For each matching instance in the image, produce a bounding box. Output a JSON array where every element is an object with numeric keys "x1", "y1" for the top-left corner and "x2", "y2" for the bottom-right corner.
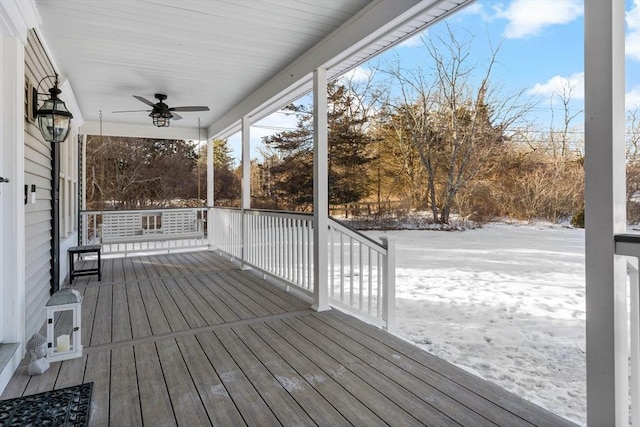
[{"x1": 229, "y1": 0, "x2": 640, "y2": 161}]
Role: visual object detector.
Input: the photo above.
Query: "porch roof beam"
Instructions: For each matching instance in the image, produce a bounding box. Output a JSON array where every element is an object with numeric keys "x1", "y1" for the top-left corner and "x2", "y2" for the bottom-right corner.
[{"x1": 208, "y1": 0, "x2": 469, "y2": 140}]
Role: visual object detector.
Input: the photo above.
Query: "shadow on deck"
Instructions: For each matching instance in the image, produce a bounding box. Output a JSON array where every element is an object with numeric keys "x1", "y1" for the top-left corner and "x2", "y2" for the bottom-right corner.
[{"x1": 2, "y1": 250, "x2": 576, "y2": 426}]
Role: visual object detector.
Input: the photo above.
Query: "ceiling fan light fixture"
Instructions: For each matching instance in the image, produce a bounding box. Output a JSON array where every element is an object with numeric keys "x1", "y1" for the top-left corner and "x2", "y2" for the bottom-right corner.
[{"x1": 150, "y1": 110, "x2": 171, "y2": 127}]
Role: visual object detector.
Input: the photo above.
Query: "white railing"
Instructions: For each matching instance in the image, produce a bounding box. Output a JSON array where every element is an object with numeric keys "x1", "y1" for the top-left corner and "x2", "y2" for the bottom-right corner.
[
  {"x1": 211, "y1": 207, "x2": 244, "y2": 260},
  {"x1": 328, "y1": 218, "x2": 395, "y2": 331},
  {"x1": 245, "y1": 210, "x2": 315, "y2": 294},
  {"x1": 212, "y1": 208, "x2": 314, "y2": 295},
  {"x1": 613, "y1": 233, "x2": 640, "y2": 426},
  {"x1": 211, "y1": 207, "x2": 396, "y2": 330},
  {"x1": 80, "y1": 207, "x2": 208, "y2": 255}
]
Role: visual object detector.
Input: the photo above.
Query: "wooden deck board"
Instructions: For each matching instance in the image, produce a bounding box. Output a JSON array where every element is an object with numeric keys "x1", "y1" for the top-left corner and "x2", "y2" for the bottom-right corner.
[
  {"x1": 156, "y1": 339, "x2": 212, "y2": 426},
  {"x1": 134, "y1": 342, "x2": 176, "y2": 426},
  {"x1": 80, "y1": 286, "x2": 99, "y2": 346},
  {"x1": 137, "y1": 280, "x2": 171, "y2": 335},
  {"x1": 150, "y1": 278, "x2": 190, "y2": 332},
  {"x1": 172, "y1": 276, "x2": 224, "y2": 326},
  {"x1": 55, "y1": 355, "x2": 87, "y2": 390},
  {"x1": 162, "y1": 277, "x2": 208, "y2": 328},
  {"x1": 91, "y1": 285, "x2": 113, "y2": 346},
  {"x1": 2, "y1": 250, "x2": 579, "y2": 427},
  {"x1": 232, "y1": 324, "x2": 352, "y2": 426},
  {"x1": 317, "y1": 311, "x2": 530, "y2": 426},
  {"x1": 111, "y1": 283, "x2": 132, "y2": 342},
  {"x1": 125, "y1": 281, "x2": 153, "y2": 339},
  {"x1": 109, "y1": 346, "x2": 142, "y2": 427},
  {"x1": 185, "y1": 274, "x2": 242, "y2": 323},
  {"x1": 249, "y1": 321, "x2": 387, "y2": 426},
  {"x1": 175, "y1": 335, "x2": 247, "y2": 426},
  {"x1": 326, "y1": 310, "x2": 577, "y2": 427},
  {"x1": 84, "y1": 351, "x2": 111, "y2": 427},
  {"x1": 277, "y1": 316, "x2": 450, "y2": 426},
  {"x1": 215, "y1": 327, "x2": 316, "y2": 426},
  {"x1": 196, "y1": 331, "x2": 282, "y2": 425},
  {"x1": 300, "y1": 314, "x2": 502, "y2": 426},
  {"x1": 215, "y1": 272, "x2": 290, "y2": 315},
  {"x1": 22, "y1": 362, "x2": 60, "y2": 396}
]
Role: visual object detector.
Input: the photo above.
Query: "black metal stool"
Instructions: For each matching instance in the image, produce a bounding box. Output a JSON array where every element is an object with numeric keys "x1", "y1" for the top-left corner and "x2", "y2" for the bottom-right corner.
[{"x1": 68, "y1": 245, "x2": 102, "y2": 284}]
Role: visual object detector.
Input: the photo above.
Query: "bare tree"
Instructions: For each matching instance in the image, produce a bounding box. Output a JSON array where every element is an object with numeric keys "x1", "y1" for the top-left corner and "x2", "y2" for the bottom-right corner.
[
  {"x1": 547, "y1": 80, "x2": 583, "y2": 160},
  {"x1": 383, "y1": 25, "x2": 533, "y2": 223}
]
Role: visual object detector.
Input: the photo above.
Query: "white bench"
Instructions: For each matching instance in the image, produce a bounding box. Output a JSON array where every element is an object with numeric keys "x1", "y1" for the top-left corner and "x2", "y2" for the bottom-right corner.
[{"x1": 101, "y1": 210, "x2": 203, "y2": 244}]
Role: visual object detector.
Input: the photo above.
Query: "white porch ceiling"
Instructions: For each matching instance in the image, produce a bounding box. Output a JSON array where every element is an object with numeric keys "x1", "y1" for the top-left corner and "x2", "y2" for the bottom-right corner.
[{"x1": 33, "y1": 0, "x2": 472, "y2": 140}]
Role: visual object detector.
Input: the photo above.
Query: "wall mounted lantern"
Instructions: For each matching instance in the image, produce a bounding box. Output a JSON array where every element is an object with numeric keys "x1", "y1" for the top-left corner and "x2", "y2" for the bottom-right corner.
[
  {"x1": 45, "y1": 288, "x2": 83, "y2": 362},
  {"x1": 35, "y1": 75, "x2": 73, "y2": 143}
]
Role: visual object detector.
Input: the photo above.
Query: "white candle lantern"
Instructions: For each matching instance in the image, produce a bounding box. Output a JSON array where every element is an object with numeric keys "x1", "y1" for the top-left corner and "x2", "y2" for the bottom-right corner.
[{"x1": 45, "y1": 288, "x2": 83, "y2": 362}]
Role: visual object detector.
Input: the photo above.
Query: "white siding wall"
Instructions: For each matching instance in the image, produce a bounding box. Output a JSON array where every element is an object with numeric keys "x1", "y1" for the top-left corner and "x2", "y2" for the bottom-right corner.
[
  {"x1": 22, "y1": 29, "x2": 80, "y2": 340},
  {"x1": 23, "y1": 31, "x2": 55, "y2": 339}
]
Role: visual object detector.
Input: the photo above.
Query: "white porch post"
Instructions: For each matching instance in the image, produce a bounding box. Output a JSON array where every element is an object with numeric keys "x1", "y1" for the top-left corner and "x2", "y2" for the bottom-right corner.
[
  {"x1": 584, "y1": 1, "x2": 627, "y2": 425},
  {"x1": 0, "y1": 33, "x2": 27, "y2": 390},
  {"x1": 207, "y1": 137, "x2": 214, "y2": 250},
  {"x1": 313, "y1": 68, "x2": 329, "y2": 311},
  {"x1": 241, "y1": 115, "x2": 251, "y2": 268}
]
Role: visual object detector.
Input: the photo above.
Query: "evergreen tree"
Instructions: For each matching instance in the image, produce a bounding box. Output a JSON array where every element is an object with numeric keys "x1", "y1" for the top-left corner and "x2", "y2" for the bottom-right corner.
[{"x1": 260, "y1": 83, "x2": 375, "y2": 210}]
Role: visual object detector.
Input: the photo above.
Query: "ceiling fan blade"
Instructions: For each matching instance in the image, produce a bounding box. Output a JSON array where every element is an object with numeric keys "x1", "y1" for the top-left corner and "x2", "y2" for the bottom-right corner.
[
  {"x1": 112, "y1": 109, "x2": 152, "y2": 113},
  {"x1": 133, "y1": 95, "x2": 157, "y2": 108},
  {"x1": 169, "y1": 106, "x2": 210, "y2": 112},
  {"x1": 171, "y1": 112, "x2": 183, "y2": 120}
]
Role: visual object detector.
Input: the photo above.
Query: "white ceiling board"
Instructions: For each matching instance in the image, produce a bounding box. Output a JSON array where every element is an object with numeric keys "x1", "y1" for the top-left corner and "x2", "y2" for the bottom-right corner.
[{"x1": 34, "y1": 0, "x2": 474, "y2": 139}]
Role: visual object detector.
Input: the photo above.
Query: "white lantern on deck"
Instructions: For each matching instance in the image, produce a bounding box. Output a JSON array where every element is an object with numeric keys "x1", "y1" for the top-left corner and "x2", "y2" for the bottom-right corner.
[{"x1": 46, "y1": 288, "x2": 83, "y2": 362}]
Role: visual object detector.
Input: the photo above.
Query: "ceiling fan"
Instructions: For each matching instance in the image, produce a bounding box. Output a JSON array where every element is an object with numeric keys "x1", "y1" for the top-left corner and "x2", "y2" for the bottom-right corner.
[{"x1": 113, "y1": 93, "x2": 209, "y2": 127}]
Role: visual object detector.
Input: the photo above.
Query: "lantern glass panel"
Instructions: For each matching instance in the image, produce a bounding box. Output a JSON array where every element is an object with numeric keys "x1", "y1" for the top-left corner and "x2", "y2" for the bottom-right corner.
[{"x1": 51, "y1": 307, "x2": 76, "y2": 354}]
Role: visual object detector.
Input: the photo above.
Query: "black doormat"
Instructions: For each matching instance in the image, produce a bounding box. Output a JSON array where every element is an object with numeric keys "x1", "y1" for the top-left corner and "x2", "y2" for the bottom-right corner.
[{"x1": 0, "y1": 382, "x2": 92, "y2": 427}]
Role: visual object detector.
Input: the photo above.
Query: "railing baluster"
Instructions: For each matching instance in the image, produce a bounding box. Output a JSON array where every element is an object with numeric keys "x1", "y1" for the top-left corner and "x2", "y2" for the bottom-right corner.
[
  {"x1": 349, "y1": 236, "x2": 354, "y2": 306},
  {"x1": 330, "y1": 227, "x2": 335, "y2": 298},
  {"x1": 340, "y1": 232, "x2": 344, "y2": 303},
  {"x1": 630, "y1": 260, "x2": 640, "y2": 426},
  {"x1": 368, "y1": 246, "x2": 373, "y2": 316},
  {"x1": 359, "y1": 241, "x2": 363, "y2": 310}
]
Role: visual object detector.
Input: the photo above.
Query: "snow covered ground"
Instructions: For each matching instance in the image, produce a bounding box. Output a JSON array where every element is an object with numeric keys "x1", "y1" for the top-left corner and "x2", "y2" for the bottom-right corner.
[{"x1": 367, "y1": 223, "x2": 586, "y2": 426}]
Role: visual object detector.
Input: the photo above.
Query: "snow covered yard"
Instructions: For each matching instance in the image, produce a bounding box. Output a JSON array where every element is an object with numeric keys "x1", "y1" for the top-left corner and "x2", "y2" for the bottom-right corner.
[{"x1": 368, "y1": 223, "x2": 586, "y2": 426}]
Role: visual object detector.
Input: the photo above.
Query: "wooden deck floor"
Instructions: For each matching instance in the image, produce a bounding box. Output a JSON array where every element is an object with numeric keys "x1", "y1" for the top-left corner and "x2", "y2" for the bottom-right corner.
[{"x1": 2, "y1": 250, "x2": 577, "y2": 426}]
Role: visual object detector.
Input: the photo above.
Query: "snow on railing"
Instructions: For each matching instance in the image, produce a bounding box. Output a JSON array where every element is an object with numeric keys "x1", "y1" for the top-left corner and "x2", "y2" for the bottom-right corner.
[
  {"x1": 80, "y1": 207, "x2": 208, "y2": 255},
  {"x1": 211, "y1": 207, "x2": 396, "y2": 330},
  {"x1": 613, "y1": 233, "x2": 640, "y2": 426}
]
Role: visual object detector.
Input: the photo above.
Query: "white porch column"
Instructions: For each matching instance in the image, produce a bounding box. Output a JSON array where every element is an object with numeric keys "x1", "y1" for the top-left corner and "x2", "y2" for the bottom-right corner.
[
  {"x1": 207, "y1": 137, "x2": 214, "y2": 250},
  {"x1": 584, "y1": 1, "x2": 627, "y2": 425},
  {"x1": 241, "y1": 115, "x2": 251, "y2": 268},
  {"x1": 0, "y1": 33, "x2": 27, "y2": 390},
  {"x1": 313, "y1": 68, "x2": 329, "y2": 311}
]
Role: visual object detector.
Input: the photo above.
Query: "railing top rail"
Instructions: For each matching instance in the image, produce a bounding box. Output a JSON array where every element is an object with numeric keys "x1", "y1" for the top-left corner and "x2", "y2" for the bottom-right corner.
[
  {"x1": 81, "y1": 206, "x2": 209, "y2": 214},
  {"x1": 329, "y1": 216, "x2": 387, "y2": 253},
  {"x1": 615, "y1": 233, "x2": 640, "y2": 244},
  {"x1": 244, "y1": 209, "x2": 313, "y2": 221}
]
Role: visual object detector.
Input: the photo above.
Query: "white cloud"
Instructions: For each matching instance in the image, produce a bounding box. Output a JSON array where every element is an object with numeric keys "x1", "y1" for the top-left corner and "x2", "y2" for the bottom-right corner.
[
  {"x1": 528, "y1": 72, "x2": 585, "y2": 101},
  {"x1": 495, "y1": 0, "x2": 583, "y2": 39},
  {"x1": 628, "y1": 85, "x2": 640, "y2": 110},
  {"x1": 627, "y1": 0, "x2": 640, "y2": 61},
  {"x1": 339, "y1": 66, "x2": 374, "y2": 84}
]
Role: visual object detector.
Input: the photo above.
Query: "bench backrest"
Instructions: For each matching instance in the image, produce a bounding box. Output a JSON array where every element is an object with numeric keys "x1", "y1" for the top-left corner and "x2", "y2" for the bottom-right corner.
[
  {"x1": 102, "y1": 212, "x2": 142, "y2": 238},
  {"x1": 163, "y1": 210, "x2": 198, "y2": 234}
]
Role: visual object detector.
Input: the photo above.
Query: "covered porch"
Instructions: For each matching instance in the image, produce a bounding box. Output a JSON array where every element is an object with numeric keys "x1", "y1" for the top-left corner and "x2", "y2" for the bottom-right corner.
[
  {"x1": 2, "y1": 250, "x2": 576, "y2": 426},
  {"x1": 0, "y1": 0, "x2": 636, "y2": 425}
]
